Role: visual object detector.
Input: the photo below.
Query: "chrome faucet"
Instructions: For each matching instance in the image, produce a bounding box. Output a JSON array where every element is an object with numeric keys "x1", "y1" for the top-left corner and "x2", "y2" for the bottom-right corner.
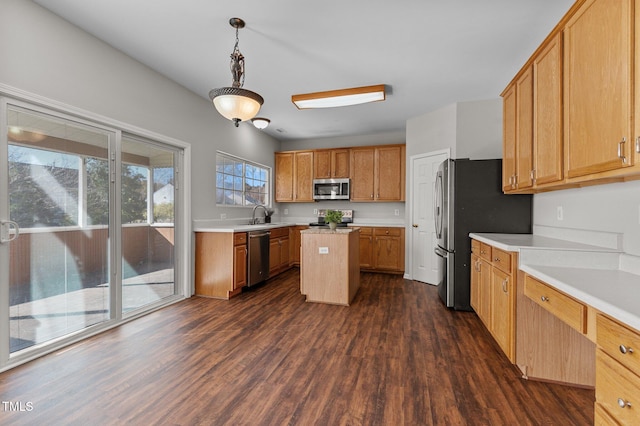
[{"x1": 252, "y1": 204, "x2": 268, "y2": 224}]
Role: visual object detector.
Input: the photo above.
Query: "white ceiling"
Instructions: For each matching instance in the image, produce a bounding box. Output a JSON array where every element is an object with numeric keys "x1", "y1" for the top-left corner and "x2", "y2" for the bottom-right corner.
[{"x1": 33, "y1": 0, "x2": 574, "y2": 142}]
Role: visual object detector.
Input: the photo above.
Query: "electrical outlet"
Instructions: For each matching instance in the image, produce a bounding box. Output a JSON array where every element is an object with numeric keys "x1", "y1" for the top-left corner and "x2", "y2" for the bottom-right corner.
[
  {"x1": 220, "y1": 213, "x2": 226, "y2": 220},
  {"x1": 313, "y1": 208, "x2": 318, "y2": 215},
  {"x1": 394, "y1": 209, "x2": 399, "y2": 216},
  {"x1": 319, "y1": 247, "x2": 329, "y2": 254},
  {"x1": 556, "y1": 206, "x2": 563, "y2": 221},
  {"x1": 284, "y1": 209, "x2": 289, "y2": 215}
]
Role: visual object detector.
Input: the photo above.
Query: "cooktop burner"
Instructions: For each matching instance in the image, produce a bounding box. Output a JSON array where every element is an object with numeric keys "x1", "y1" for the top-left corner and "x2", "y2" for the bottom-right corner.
[{"x1": 308, "y1": 221, "x2": 348, "y2": 227}]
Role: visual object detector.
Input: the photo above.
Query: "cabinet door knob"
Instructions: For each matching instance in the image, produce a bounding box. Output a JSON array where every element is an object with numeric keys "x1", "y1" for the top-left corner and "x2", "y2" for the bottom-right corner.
[
  {"x1": 540, "y1": 296, "x2": 549, "y2": 302},
  {"x1": 618, "y1": 398, "x2": 632, "y2": 409},
  {"x1": 619, "y1": 344, "x2": 634, "y2": 354}
]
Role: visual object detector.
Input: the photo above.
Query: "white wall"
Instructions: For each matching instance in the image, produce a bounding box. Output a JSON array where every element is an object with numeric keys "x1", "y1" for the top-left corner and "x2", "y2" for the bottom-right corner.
[
  {"x1": 534, "y1": 180, "x2": 640, "y2": 256},
  {"x1": 0, "y1": 0, "x2": 280, "y2": 223},
  {"x1": 406, "y1": 99, "x2": 502, "y2": 160}
]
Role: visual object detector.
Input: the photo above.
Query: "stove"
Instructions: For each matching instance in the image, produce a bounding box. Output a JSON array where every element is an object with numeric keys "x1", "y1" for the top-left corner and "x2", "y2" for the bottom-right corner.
[{"x1": 309, "y1": 209, "x2": 353, "y2": 228}]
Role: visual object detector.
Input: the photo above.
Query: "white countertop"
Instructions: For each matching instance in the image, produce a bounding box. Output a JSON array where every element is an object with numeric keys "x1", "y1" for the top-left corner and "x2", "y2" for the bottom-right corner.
[
  {"x1": 301, "y1": 227, "x2": 360, "y2": 234},
  {"x1": 194, "y1": 222, "x2": 404, "y2": 232},
  {"x1": 470, "y1": 232, "x2": 640, "y2": 332}
]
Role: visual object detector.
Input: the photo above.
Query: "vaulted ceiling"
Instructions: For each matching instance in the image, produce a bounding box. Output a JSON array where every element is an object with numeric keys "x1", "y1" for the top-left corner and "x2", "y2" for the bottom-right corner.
[{"x1": 34, "y1": 0, "x2": 574, "y2": 141}]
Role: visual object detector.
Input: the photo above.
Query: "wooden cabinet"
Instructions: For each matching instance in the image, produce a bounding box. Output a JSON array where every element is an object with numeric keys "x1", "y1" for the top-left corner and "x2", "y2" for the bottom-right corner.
[
  {"x1": 233, "y1": 233, "x2": 247, "y2": 290},
  {"x1": 524, "y1": 275, "x2": 587, "y2": 334},
  {"x1": 195, "y1": 232, "x2": 247, "y2": 299},
  {"x1": 357, "y1": 226, "x2": 404, "y2": 274},
  {"x1": 470, "y1": 240, "x2": 517, "y2": 361},
  {"x1": 502, "y1": 65, "x2": 533, "y2": 192},
  {"x1": 471, "y1": 241, "x2": 493, "y2": 325},
  {"x1": 289, "y1": 225, "x2": 309, "y2": 266},
  {"x1": 532, "y1": 32, "x2": 563, "y2": 187},
  {"x1": 274, "y1": 151, "x2": 314, "y2": 202},
  {"x1": 314, "y1": 149, "x2": 350, "y2": 179},
  {"x1": 564, "y1": 0, "x2": 633, "y2": 179},
  {"x1": 502, "y1": 0, "x2": 640, "y2": 193},
  {"x1": 269, "y1": 226, "x2": 290, "y2": 277},
  {"x1": 595, "y1": 314, "x2": 640, "y2": 425},
  {"x1": 350, "y1": 145, "x2": 405, "y2": 202},
  {"x1": 373, "y1": 227, "x2": 404, "y2": 272}
]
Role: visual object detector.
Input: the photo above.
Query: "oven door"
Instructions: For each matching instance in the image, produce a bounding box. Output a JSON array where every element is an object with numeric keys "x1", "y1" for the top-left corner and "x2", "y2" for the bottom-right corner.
[{"x1": 434, "y1": 246, "x2": 454, "y2": 307}]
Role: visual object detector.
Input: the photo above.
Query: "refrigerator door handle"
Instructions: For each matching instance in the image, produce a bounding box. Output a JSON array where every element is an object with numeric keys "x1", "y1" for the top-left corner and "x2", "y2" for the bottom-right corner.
[
  {"x1": 434, "y1": 246, "x2": 447, "y2": 258},
  {"x1": 434, "y1": 172, "x2": 443, "y2": 239}
]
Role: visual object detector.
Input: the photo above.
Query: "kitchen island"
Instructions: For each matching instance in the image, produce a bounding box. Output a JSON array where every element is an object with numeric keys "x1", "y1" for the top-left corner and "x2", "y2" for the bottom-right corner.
[{"x1": 300, "y1": 227, "x2": 360, "y2": 305}]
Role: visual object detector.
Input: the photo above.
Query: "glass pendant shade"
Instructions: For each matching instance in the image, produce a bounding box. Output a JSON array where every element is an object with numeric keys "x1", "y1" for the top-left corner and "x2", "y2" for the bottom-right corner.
[{"x1": 209, "y1": 87, "x2": 263, "y2": 127}]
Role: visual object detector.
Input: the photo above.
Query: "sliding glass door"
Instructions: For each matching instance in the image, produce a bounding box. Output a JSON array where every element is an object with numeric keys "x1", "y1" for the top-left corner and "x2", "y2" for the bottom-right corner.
[
  {"x1": 3, "y1": 104, "x2": 113, "y2": 353},
  {"x1": 121, "y1": 136, "x2": 177, "y2": 314},
  {"x1": 0, "y1": 98, "x2": 184, "y2": 368}
]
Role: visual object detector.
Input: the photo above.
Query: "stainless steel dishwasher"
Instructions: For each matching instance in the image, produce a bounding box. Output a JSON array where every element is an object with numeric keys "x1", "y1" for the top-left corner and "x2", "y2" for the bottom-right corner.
[{"x1": 248, "y1": 230, "x2": 270, "y2": 286}]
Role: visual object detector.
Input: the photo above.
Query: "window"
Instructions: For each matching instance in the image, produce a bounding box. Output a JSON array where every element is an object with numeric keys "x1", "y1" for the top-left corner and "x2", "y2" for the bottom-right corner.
[{"x1": 216, "y1": 152, "x2": 270, "y2": 206}]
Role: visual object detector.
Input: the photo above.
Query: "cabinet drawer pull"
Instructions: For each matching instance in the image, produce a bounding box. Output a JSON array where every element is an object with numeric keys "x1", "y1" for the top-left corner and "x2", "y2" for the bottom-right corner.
[
  {"x1": 494, "y1": 257, "x2": 500, "y2": 262},
  {"x1": 618, "y1": 137, "x2": 627, "y2": 163},
  {"x1": 540, "y1": 296, "x2": 549, "y2": 302},
  {"x1": 617, "y1": 398, "x2": 632, "y2": 409},
  {"x1": 619, "y1": 344, "x2": 634, "y2": 355}
]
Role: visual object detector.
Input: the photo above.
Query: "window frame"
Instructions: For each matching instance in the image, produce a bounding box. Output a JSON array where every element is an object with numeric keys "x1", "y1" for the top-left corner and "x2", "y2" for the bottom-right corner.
[{"x1": 215, "y1": 151, "x2": 271, "y2": 207}]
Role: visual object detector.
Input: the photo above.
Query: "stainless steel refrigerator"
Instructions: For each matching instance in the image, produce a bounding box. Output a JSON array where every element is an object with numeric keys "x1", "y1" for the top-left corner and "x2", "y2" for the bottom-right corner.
[{"x1": 434, "y1": 158, "x2": 532, "y2": 310}]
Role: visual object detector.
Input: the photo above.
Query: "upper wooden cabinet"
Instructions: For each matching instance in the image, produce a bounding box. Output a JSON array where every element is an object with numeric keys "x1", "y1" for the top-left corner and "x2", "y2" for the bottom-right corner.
[
  {"x1": 533, "y1": 32, "x2": 563, "y2": 187},
  {"x1": 502, "y1": 66, "x2": 534, "y2": 192},
  {"x1": 564, "y1": 0, "x2": 633, "y2": 179},
  {"x1": 314, "y1": 149, "x2": 350, "y2": 179},
  {"x1": 350, "y1": 144, "x2": 405, "y2": 202},
  {"x1": 275, "y1": 151, "x2": 314, "y2": 202},
  {"x1": 502, "y1": 0, "x2": 640, "y2": 193}
]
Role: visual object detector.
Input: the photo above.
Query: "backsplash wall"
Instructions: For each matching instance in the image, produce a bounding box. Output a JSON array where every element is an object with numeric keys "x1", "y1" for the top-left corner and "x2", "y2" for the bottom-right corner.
[{"x1": 533, "y1": 179, "x2": 640, "y2": 256}]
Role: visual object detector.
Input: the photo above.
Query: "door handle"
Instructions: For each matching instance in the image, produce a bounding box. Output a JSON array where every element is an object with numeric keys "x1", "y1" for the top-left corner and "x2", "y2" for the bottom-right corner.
[
  {"x1": 0, "y1": 220, "x2": 20, "y2": 243},
  {"x1": 412, "y1": 224, "x2": 418, "y2": 228}
]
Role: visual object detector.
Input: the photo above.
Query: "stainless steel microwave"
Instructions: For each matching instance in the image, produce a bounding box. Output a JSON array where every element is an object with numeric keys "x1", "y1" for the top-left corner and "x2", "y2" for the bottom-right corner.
[{"x1": 313, "y1": 178, "x2": 350, "y2": 200}]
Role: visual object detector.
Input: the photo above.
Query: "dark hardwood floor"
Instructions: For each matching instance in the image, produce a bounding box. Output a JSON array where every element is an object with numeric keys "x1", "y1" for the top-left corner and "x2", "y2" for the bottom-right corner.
[{"x1": 0, "y1": 269, "x2": 594, "y2": 425}]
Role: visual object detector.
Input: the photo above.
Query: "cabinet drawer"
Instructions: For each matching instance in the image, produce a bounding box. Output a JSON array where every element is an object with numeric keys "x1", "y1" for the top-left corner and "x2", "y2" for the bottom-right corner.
[
  {"x1": 374, "y1": 227, "x2": 401, "y2": 237},
  {"x1": 597, "y1": 314, "x2": 640, "y2": 376},
  {"x1": 234, "y1": 232, "x2": 247, "y2": 245},
  {"x1": 524, "y1": 275, "x2": 586, "y2": 334},
  {"x1": 269, "y1": 226, "x2": 289, "y2": 239},
  {"x1": 479, "y1": 242, "x2": 492, "y2": 262},
  {"x1": 596, "y1": 349, "x2": 640, "y2": 425},
  {"x1": 491, "y1": 247, "x2": 513, "y2": 274},
  {"x1": 471, "y1": 239, "x2": 480, "y2": 254}
]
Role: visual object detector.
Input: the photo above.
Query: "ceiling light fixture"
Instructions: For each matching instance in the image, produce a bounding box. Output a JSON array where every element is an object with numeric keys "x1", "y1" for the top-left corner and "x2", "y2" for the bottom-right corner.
[
  {"x1": 251, "y1": 117, "x2": 270, "y2": 129},
  {"x1": 291, "y1": 84, "x2": 386, "y2": 109},
  {"x1": 209, "y1": 18, "x2": 264, "y2": 127}
]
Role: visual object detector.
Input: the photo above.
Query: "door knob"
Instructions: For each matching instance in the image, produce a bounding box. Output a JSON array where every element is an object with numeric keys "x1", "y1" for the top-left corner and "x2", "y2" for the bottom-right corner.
[{"x1": 412, "y1": 224, "x2": 418, "y2": 228}]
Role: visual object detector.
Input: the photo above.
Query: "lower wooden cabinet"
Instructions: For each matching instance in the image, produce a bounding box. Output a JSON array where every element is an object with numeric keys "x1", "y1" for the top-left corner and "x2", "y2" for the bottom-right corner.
[
  {"x1": 358, "y1": 226, "x2": 404, "y2": 274},
  {"x1": 595, "y1": 313, "x2": 640, "y2": 425},
  {"x1": 269, "y1": 226, "x2": 290, "y2": 277},
  {"x1": 289, "y1": 225, "x2": 309, "y2": 266},
  {"x1": 195, "y1": 232, "x2": 247, "y2": 299},
  {"x1": 470, "y1": 240, "x2": 516, "y2": 361}
]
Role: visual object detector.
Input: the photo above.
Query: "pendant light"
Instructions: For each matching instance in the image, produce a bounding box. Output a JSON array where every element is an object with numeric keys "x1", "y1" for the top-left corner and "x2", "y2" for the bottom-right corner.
[{"x1": 209, "y1": 18, "x2": 264, "y2": 127}]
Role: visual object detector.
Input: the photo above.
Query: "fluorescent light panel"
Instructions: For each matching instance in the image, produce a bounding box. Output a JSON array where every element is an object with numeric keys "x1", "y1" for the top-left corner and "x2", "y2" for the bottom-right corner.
[{"x1": 292, "y1": 84, "x2": 386, "y2": 109}]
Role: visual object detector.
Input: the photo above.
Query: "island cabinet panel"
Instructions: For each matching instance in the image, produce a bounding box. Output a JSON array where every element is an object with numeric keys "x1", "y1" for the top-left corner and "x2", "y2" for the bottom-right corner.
[
  {"x1": 595, "y1": 314, "x2": 640, "y2": 424},
  {"x1": 314, "y1": 149, "x2": 350, "y2": 179},
  {"x1": 300, "y1": 229, "x2": 360, "y2": 305},
  {"x1": 195, "y1": 232, "x2": 247, "y2": 299}
]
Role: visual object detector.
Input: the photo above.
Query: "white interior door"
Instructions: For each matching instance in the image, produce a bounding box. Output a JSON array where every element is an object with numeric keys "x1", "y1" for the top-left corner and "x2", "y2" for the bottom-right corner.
[{"x1": 411, "y1": 150, "x2": 448, "y2": 284}]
